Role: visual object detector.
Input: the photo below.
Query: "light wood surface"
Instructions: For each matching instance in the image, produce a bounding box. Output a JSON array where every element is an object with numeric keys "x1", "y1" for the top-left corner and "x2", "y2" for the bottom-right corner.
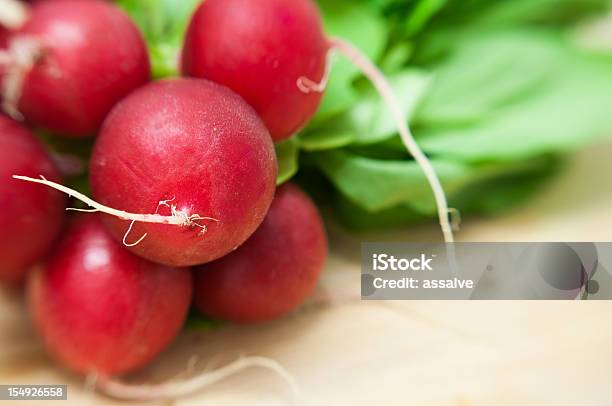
[{"x1": 2, "y1": 141, "x2": 612, "y2": 405}]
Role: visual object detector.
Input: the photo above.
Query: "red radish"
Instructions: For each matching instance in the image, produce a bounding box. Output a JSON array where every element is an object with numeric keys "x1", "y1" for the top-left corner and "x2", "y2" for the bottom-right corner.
[
  {"x1": 28, "y1": 216, "x2": 192, "y2": 375},
  {"x1": 193, "y1": 183, "x2": 327, "y2": 323},
  {"x1": 0, "y1": 115, "x2": 65, "y2": 283},
  {"x1": 181, "y1": 0, "x2": 455, "y2": 243},
  {"x1": 89, "y1": 78, "x2": 277, "y2": 267},
  {"x1": 0, "y1": 28, "x2": 7, "y2": 84},
  {"x1": 0, "y1": 28, "x2": 7, "y2": 47},
  {"x1": 181, "y1": 0, "x2": 328, "y2": 141},
  {"x1": 2, "y1": 0, "x2": 150, "y2": 137}
]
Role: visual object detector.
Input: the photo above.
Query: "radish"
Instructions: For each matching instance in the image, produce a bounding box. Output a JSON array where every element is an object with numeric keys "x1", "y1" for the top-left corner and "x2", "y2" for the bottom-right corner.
[
  {"x1": 27, "y1": 213, "x2": 295, "y2": 399},
  {"x1": 0, "y1": 27, "x2": 7, "y2": 47},
  {"x1": 181, "y1": 0, "x2": 455, "y2": 243},
  {"x1": 193, "y1": 183, "x2": 327, "y2": 323},
  {"x1": 0, "y1": 28, "x2": 7, "y2": 87},
  {"x1": 181, "y1": 0, "x2": 327, "y2": 142},
  {"x1": 28, "y1": 215, "x2": 192, "y2": 375},
  {"x1": 14, "y1": 0, "x2": 455, "y2": 250},
  {"x1": 0, "y1": 0, "x2": 150, "y2": 137},
  {"x1": 0, "y1": 115, "x2": 65, "y2": 283},
  {"x1": 88, "y1": 78, "x2": 277, "y2": 267}
]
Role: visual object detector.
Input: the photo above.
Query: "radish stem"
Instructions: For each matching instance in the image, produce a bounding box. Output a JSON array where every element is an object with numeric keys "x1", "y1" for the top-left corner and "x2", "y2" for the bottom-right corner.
[{"x1": 299, "y1": 37, "x2": 457, "y2": 243}]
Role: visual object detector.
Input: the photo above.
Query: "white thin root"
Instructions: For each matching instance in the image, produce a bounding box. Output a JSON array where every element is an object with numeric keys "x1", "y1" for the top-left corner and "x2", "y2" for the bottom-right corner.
[
  {"x1": 1, "y1": 36, "x2": 43, "y2": 119},
  {"x1": 95, "y1": 356, "x2": 299, "y2": 401},
  {"x1": 296, "y1": 51, "x2": 332, "y2": 94},
  {"x1": 122, "y1": 220, "x2": 147, "y2": 247},
  {"x1": 13, "y1": 175, "x2": 218, "y2": 246},
  {"x1": 297, "y1": 37, "x2": 456, "y2": 243},
  {"x1": 0, "y1": 0, "x2": 29, "y2": 29}
]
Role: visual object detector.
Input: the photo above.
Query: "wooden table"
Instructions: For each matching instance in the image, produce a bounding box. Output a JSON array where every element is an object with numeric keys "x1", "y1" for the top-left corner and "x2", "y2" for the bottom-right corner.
[{"x1": 2, "y1": 141, "x2": 612, "y2": 405}]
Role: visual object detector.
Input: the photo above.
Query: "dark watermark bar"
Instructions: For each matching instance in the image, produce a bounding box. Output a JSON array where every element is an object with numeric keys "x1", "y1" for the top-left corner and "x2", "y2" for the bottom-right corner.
[
  {"x1": 361, "y1": 243, "x2": 612, "y2": 300},
  {"x1": 0, "y1": 385, "x2": 67, "y2": 400}
]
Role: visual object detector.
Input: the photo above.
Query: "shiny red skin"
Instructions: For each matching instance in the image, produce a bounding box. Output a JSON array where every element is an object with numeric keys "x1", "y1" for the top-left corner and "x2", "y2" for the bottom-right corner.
[
  {"x1": 193, "y1": 183, "x2": 327, "y2": 323},
  {"x1": 90, "y1": 78, "x2": 277, "y2": 267},
  {"x1": 0, "y1": 28, "x2": 7, "y2": 87},
  {"x1": 0, "y1": 116, "x2": 66, "y2": 283},
  {"x1": 181, "y1": 0, "x2": 329, "y2": 141},
  {"x1": 28, "y1": 216, "x2": 192, "y2": 375},
  {"x1": 13, "y1": 0, "x2": 150, "y2": 137},
  {"x1": 0, "y1": 27, "x2": 7, "y2": 47}
]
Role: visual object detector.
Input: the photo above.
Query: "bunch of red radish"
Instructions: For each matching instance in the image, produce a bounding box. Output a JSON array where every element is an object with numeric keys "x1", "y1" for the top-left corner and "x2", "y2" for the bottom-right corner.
[{"x1": 0, "y1": 0, "x2": 451, "y2": 398}]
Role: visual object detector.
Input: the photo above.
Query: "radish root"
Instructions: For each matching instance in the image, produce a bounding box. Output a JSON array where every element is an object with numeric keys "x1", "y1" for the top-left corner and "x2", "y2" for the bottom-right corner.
[
  {"x1": 13, "y1": 175, "x2": 219, "y2": 247},
  {"x1": 297, "y1": 51, "x2": 332, "y2": 94},
  {"x1": 95, "y1": 356, "x2": 299, "y2": 401},
  {"x1": 122, "y1": 220, "x2": 146, "y2": 247},
  {"x1": 298, "y1": 37, "x2": 457, "y2": 243}
]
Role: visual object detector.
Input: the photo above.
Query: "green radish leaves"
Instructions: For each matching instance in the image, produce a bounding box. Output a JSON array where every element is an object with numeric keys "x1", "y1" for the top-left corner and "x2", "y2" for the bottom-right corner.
[
  {"x1": 301, "y1": 1, "x2": 612, "y2": 230},
  {"x1": 275, "y1": 137, "x2": 300, "y2": 185},
  {"x1": 308, "y1": 150, "x2": 554, "y2": 215},
  {"x1": 416, "y1": 31, "x2": 612, "y2": 162},
  {"x1": 299, "y1": 69, "x2": 431, "y2": 151},
  {"x1": 117, "y1": 0, "x2": 201, "y2": 78},
  {"x1": 313, "y1": 0, "x2": 387, "y2": 122}
]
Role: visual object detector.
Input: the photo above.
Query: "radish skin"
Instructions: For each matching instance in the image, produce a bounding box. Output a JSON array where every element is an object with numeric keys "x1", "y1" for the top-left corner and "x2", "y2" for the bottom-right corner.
[
  {"x1": 90, "y1": 78, "x2": 277, "y2": 267},
  {"x1": 2, "y1": 0, "x2": 150, "y2": 137},
  {"x1": 28, "y1": 216, "x2": 192, "y2": 375},
  {"x1": 194, "y1": 183, "x2": 327, "y2": 323},
  {"x1": 182, "y1": 0, "x2": 328, "y2": 141},
  {"x1": 0, "y1": 115, "x2": 65, "y2": 283}
]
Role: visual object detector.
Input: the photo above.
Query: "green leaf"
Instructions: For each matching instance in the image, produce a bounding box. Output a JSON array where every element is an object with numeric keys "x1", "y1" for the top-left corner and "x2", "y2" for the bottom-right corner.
[
  {"x1": 309, "y1": 149, "x2": 548, "y2": 214},
  {"x1": 470, "y1": 0, "x2": 609, "y2": 27},
  {"x1": 330, "y1": 154, "x2": 560, "y2": 231},
  {"x1": 405, "y1": 0, "x2": 448, "y2": 35},
  {"x1": 379, "y1": 42, "x2": 415, "y2": 73},
  {"x1": 117, "y1": 0, "x2": 201, "y2": 78},
  {"x1": 332, "y1": 193, "x2": 426, "y2": 232},
  {"x1": 300, "y1": 69, "x2": 431, "y2": 150},
  {"x1": 416, "y1": 31, "x2": 559, "y2": 125},
  {"x1": 275, "y1": 137, "x2": 299, "y2": 185},
  {"x1": 451, "y1": 155, "x2": 562, "y2": 214},
  {"x1": 298, "y1": 130, "x2": 356, "y2": 152},
  {"x1": 421, "y1": 0, "x2": 609, "y2": 33},
  {"x1": 313, "y1": 0, "x2": 387, "y2": 122},
  {"x1": 416, "y1": 30, "x2": 612, "y2": 162}
]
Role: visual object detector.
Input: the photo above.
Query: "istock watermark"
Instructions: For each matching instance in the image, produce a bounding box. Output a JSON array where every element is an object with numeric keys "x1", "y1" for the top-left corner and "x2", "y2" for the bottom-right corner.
[
  {"x1": 372, "y1": 253, "x2": 436, "y2": 271},
  {"x1": 361, "y1": 242, "x2": 612, "y2": 300}
]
